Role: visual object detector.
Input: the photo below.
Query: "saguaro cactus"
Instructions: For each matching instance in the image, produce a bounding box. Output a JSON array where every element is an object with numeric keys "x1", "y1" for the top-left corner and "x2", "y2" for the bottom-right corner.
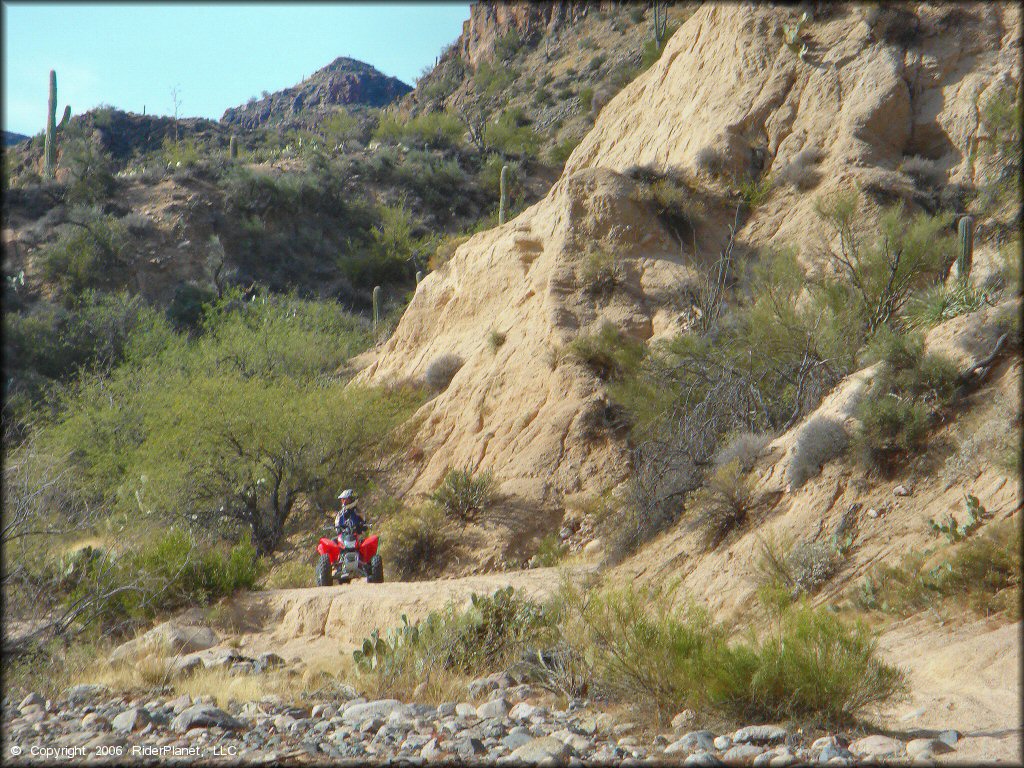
[
  {"x1": 653, "y1": 0, "x2": 667, "y2": 46},
  {"x1": 44, "y1": 70, "x2": 71, "y2": 179},
  {"x1": 957, "y1": 215, "x2": 974, "y2": 281},
  {"x1": 499, "y1": 165, "x2": 510, "y2": 225},
  {"x1": 229, "y1": 135, "x2": 238, "y2": 159},
  {"x1": 372, "y1": 285, "x2": 382, "y2": 330}
]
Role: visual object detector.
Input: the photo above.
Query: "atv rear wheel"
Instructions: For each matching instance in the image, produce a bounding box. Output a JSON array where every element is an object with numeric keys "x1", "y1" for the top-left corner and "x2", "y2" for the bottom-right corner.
[
  {"x1": 315, "y1": 554, "x2": 333, "y2": 587},
  {"x1": 367, "y1": 554, "x2": 383, "y2": 584}
]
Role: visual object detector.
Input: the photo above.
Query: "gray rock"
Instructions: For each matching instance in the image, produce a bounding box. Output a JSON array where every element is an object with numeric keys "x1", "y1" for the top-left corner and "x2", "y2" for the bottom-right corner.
[
  {"x1": 436, "y1": 702, "x2": 456, "y2": 718},
  {"x1": 109, "y1": 622, "x2": 217, "y2": 664},
  {"x1": 509, "y1": 702, "x2": 542, "y2": 721},
  {"x1": 849, "y1": 734, "x2": 904, "y2": 758},
  {"x1": 715, "y1": 735, "x2": 733, "y2": 750},
  {"x1": 170, "y1": 704, "x2": 245, "y2": 732},
  {"x1": 668, "y1": 730, "x2": 717, "y2": 753},
  {"x1": 936, "y1": 730, "x2": 960, "y2": 748},
  {"x1": 769, "y1": 753, "x2": 799, "y2": 768},
  {"x1": 734, "y1": 725, "x2": 788, "y2": 744},
  {"x1": 420, "y1": 738, "x2": 444, "y2": 760},
  {"x1": 19, "y1": 693, "x2": 43, "y2": 711},
  {"x1": 907, "y1": 738, "x2": 953, "y2": 757},
  {"x1": 112, "y1": 707, "x2": 152, "y2": 732},
  {"x1": 684, "y1": 752, "x2": 727, "y2": 766},
  {"x1": 81, "y1": 713, "x2": 110, "y2": 731},
  {"x1": 511, "y1": 735, "x2": 572, "y2": 764},
  {"x1": 341, "y1": 699, "x2": 400, "y2": 726},
  {"x1": 62, "y1": 684, "x2": 110, "y2": 706},
  {"x1": 724, "y1": 743, "x2": 766, "y2": 764},
  {"x1": 455, "y1": 702, "x2": 478, "y2": 718},
  {"x1": 455, "y1": 736, "x2": 488, "y2": 758},
  {"x1": 255, "y1": 652, "x2": 285, "y2": 670},
  {"x1": 477, "y1": 698, "x2": 510, "y2": 720},
  {"x1": 818, "y1": 744, "x2": 855, "y2": 763}
]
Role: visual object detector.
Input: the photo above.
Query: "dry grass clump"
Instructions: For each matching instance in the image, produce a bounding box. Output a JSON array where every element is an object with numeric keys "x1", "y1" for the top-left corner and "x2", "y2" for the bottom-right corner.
[
  {"x1": 579, "y1": 248, "x2": 623, "y2": 295},
  {"x1": 758, "y1": 536, "x2": 843, "y2": 597},
  {"x1": 773, "y1": 145, "x2": 823, "y2": 190},
  {"x1": 424, "y1": 353, "x2": 464, "y2": 391},
  {"x1": 690, "y1": 460, "x2": 754, "y2": 550},
  {"x1": 900, "y1": 155, "x2": 945, "y2": 188},
  {"x1": 786, "y1": 416, "x2": 848, "y2": 490},
  {"x1": 694, "y1": 145, "x2": 727, "y2": 176},
  {"x1": 713, "y1": 431, "x2": 769, "y2": 472}
]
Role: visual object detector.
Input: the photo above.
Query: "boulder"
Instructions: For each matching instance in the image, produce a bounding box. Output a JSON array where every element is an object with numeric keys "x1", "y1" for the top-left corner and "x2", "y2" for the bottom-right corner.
[
  {"x1": 477, "y1": 698, "x2": 510, "y2": 720},
  {"x1": 849, "y1": 735, "x2": 904, "y2": 758},
  {"x1": 733, "y1": 725, "x2": 788, "y2": 744},
  {"x1": 510, "y1": 735, "x2": 571, "y2": 764},
  {"x1": 723, "y1": 743, "x2": 766, "y2": 765},
  {"x1": 340, "y1": 699, "x2": 401, "y2": 726},
  {"x1": 907, "y1": 738, "x2": 954, "y2": 758},
  {"x1": 112, "y1": 707, "x2": 152, "y2": 733},
  {"x1": 170, "y1": 704, "x2": 245, "y2": 732},
  {"x1": 667, "y1": 731, "x2": 717, "y2": 754}
]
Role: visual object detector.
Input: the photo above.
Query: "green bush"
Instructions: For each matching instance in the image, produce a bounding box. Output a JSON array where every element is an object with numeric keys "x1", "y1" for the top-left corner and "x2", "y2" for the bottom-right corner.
[
  {"x1": 430, "y1": 468, "x2": 495, "y2": 522},
  {"x1": 41, "y1": 211, "x2": 131, "y2": 295},
  {"x1": 558, "y1": 580, "x2": 905, "y2": 725},
  {"x1": 380, "y1": 505, "x2": 452, "y2": 580},
  {"x1": 579, "y1": 248, "x2": 622, "y2": 295},
  {"x1": 483, "y1": 109, "x2": 539, "y2": 159},
  {"x1": 547, "y1": 136, "x2": 582, "y2": 166},
  {"x1": 905, "y1": 281, "x2": 987, "y2": 329},
  {"x1": 474, "y1": 59, "x2": 516, "y2": 97},
  {"x1": 854, "y1": 519, "x2": 1020, "y2": 619},
  {"x1": 578, "y1": 86, "x2": 594, "y2": 112},
  {"x1": 568, "y1": 322, "x2": 645, "y2": 381},
  {"x1": 853, "y1": 329, "x2": 959, "y2": 468}
]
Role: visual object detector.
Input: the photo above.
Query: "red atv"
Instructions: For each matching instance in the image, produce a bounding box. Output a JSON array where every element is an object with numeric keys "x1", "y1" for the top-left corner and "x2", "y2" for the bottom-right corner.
[{"x1": 316, "y1": 523, "x2": 383, "y2": 586}]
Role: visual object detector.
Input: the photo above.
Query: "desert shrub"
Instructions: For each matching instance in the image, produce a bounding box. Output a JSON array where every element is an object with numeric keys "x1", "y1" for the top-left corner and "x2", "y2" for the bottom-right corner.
[
  {"x1": 62, "y1": 138, "x2": 117, "y2": 204},
  {"x1": 773, "y1": 145, "x2": 822, "y2": 190},
  {"x1": 376, "y1": 111, "x2": 464, "y2": 151},
  {"x1": 533, "y1": 533, "x2": 567, "y2": 567},
  {"x1": 786, "y1": 416, "x2": 848, "y2": 490},
  {"x1": 854, "y1": 519, "x2": 1020, "y2": 619},
  {"x1": 429, "y1": 233, "x2": 470, "y2": 270},
  {"x1": 547, "y1": 135, "x2": 582, "y2": 166},
  {"x1": 690, "y1": 460, "x2": 754, "y2": 550},
  {"x1": 487, "y1": 330, "x2": 506, "y2": 353},
  {"x1": 483, "y1": 109, "x2": 539, "y2": 159},
  {"x1": 363, "y1": 587, "x2": 557, "y2": 696},
  {"x1": 904, "y1": 281, "x2": 986, "y2": 329},
  {"x1": 578, "y1": 86, "x2": 594, "y2": 112},
  {"x1": 694, "y1": 146, "x2": 727, "y2": 176},
  {"x1": 739, "y1": 174, "x2": 773, "y2": 209},
  {"x1": 424, "y1": 353, "x2": 464, "y2": 391},
  {"x1": 713, "y1": 431, "x2": 769, "y2": 472},
  {"x1": 814, "y1": 190, "x2": 958, "y2": 336},
  {"x1": 380, "y1": 504, "x2": 452, "y2": 580},
  {"x1": 567, "y1": 322, "x2": 645, "y2": 381},
  {"x1": 430, "y1": 468, "x2": 495, "y2": 522},
  {"x1": 558, "y1": 580, "x2": 906, "y2": 725},
  {"x1": 474, "y1": 59, "x2": 517, "y2": 97},
  {"x1": 768, "y1": 538, "x2": 843, "y2": 595},
  {"x1": 262, "y1": 560, "x2": 314, "y2": 590},
  {"x1": 978, "y1": 83, "x2": 1022, "y2": 212},
  {"x1": 40, "y1": 210, "x2": 131, "y2": 295},
  {"x1": 853, "y1": 330, "x2": 959, "y2": 468},
  {"x1": 579, "y1": 248, "x2": 623, "y2": 295},
  {"x1": 900, "y1": 155, "x2": 945, "y2": 188},
  {"x1": 630, "y1": 169, "x2": 706, "y2": 241}
]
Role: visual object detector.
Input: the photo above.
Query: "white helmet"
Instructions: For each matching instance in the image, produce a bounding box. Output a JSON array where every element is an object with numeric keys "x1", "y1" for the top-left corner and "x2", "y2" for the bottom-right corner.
[{"x1": 338, "y1": 489, "x2": 356, "y2": 502}]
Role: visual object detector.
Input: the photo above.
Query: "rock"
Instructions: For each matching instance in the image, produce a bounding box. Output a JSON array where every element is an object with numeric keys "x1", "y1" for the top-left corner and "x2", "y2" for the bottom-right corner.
[
  {"x1": 866, "y1": 508, "x2": 880, "y2": 518},
  {"x1": 684, "y1": 752, "x2": 727, "y2": 766},
  {"x1": 618, "y1": 736, "x2": 640, "y2": 747},
  {"x1": 733, "y1": 725, "x2": 788, "y2": 744},
  {"x1": 769, "y1": 753, "x2": 799, "y2": 768},
  {"x1": 503, "y1": 729, "x2": 535, "y2": 751},
  {"x1": 893, "y1": 484, "x2": 912, "y2": 496},
  {"x1": 170, "y1": 704, "x2": 245, "y2": 732},
  {"x1": 81, "y1": 712, "x2": 110, "y2": 731},
  {"x1": 469, "y1": 677, "x2": 499, "y2": 699},
  {"x1": 167, "y1": 655, "x2": 204, "y2": 677},
  {"x1": 715, "y1": 735, "x2": 734, "y2": 750},
  {"x1": 818, "y1": 744, "x2": 855, "y2": 763},
  {"x1": 112, "y1": 707, "x2": 152, "y2": 732},
  {"x1": 671, "y1": 709, "x2": 697, "y2": 731},
  {"x1": 510, "y1": 702, "x2": 542, "y2": 721},
  {"x1": 668, "y1": 730, "x2": 717, "y2": 753},
  {"x1": 455, "y1": 702, "x2": 478, "y2": 718},
  {"x1": 436, "y1": 703, "x2": 456, "y2": 718},
  {"x1": 420, "y1": 738, "x2": 444, "y2": 760},
  {"x1": 341, "y1": 699, "x2": 401, "y2": 726},
  {"x1": 724, "y1": 743, "x2": 766, "y2": 764},
  {"x1": 582, "y1": 539, "x2": 603, "y2": 558},
  {"x1": 510, "y1": 735, "x2": 571, "y2": 764},
  {"x1": 254, "y1": 652, "x2": 285, "y2": 672},
  {"x1": 477, "y1": 698, "x2": 510, "y2": 720},
  {"x1": 62, "y1": 683, "x2": 110, "y2": 705},
  {"x1": 849, "y1": 734, "x2": 904, "y2": 758},
  {"x1": 169, "y1": 694, "x2": 193, "y2": 714},
  {"x1": 455, "y1": 736, "x2": 488, "y2": 758},
  {"x1": 109, "y1": 622, "x2": 217, "y2": 664},
  {"x1": 936, "y1": 729, "x2": 960, "y2": 747},
  {"x1": 19, "y1": 693, "x2": 43, "y2": 711},
  {"x1": 612, "y1": 721, "x2": 638, "y2": 737},
  {"x1": 907, "y1": 738, "x2": 953, "y2": 757}
]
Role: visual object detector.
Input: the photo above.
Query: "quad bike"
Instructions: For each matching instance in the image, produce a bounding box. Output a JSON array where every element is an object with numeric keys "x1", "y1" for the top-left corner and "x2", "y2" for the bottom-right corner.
[{"x1": 315, "y1": 522, "x2": 383, "y2": 586}]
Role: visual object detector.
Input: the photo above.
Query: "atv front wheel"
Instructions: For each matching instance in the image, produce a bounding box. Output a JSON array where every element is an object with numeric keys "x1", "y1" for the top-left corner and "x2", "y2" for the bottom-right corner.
[
  {"x1": 315, "y1": 554, "x2": 333, "y2": 587},
  {"x1": 367, "y1": 554, "x2": 383, "y2": 584}
]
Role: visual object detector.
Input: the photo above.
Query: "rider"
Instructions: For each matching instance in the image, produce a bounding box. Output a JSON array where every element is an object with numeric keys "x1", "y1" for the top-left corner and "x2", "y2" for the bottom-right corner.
[{"x1": 334, "y1": 489, "x2": 367, "y2": 538}]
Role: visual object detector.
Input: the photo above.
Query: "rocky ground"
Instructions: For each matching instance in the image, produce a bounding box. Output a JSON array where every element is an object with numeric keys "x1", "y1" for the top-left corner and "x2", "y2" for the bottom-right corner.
[{"x1": 5, "y1": 671, "x2": 967, "y2": 766}]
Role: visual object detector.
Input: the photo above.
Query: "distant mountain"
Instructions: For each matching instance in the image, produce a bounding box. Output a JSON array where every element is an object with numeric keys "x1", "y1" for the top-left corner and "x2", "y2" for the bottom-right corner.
[
  {"x1": 221, "y1": 56, "x2": 412, "y2": 131},
  {"x1": 3, "y1": 130, "x2": 30, "y2": 147}
]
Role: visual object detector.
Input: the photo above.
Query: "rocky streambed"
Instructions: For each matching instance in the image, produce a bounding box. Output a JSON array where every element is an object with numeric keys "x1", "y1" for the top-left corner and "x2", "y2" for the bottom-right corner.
[{"x1": 4, "y1": 675, "x2": 963, "y2": 766}]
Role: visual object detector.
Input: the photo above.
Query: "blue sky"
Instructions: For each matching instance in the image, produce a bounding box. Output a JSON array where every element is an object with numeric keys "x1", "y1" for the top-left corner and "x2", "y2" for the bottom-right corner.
[{"x1": 2, "y1": 2, "x2": 470, "y2": 136}]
